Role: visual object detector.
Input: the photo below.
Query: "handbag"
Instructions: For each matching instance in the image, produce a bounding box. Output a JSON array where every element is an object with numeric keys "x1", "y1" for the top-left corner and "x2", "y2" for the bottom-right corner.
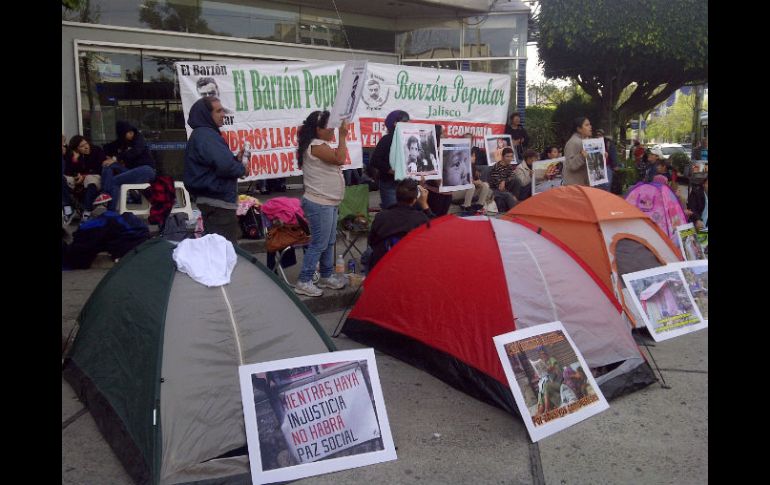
[{"x1": 265, "y1": 222, "x2": 310, "y2": 253}]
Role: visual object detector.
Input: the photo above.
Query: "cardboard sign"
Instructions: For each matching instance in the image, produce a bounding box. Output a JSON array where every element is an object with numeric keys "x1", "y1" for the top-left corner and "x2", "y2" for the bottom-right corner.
[
  {"x1": 582, "y1": 138, "x2": 608, "y2": 186},
  {"x1": 532, "y1": 157, "x2": 564, "y2": 195},
  {"x1": 328, "y1": 61, "x2": 368, "y2": 129},
  {"x1": 439, "y1": 138, "x2": 473, "y2": 192}
]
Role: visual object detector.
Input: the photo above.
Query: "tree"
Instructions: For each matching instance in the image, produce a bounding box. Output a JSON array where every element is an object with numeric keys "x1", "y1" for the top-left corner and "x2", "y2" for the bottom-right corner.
[
  {"x1": 524, "y1": 105, "x2": 558, "y2": 155},
  {"x1": 645, "y1": 92, "x2": 697, "y2": 143},
  {"x1": 527, "y1": 80, "x2": 579, "y2": 107},
  {"x1": 139, "y1": 0, "x2": 218, "y2": 35},
  {"x1": 537, "y1": 0, "x2": 707, "y2": 140}
]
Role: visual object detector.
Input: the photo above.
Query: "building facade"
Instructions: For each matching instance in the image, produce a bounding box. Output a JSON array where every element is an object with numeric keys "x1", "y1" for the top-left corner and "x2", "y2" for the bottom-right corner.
[{"x1": 62, "y1": 0, "x2": 529, "y2": 178}]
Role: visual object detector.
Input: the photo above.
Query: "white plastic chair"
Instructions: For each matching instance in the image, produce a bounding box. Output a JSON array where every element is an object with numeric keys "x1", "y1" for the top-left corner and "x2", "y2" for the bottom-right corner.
[{"x1": 118, "y1": 181, "x2": 194, "y2": 220}]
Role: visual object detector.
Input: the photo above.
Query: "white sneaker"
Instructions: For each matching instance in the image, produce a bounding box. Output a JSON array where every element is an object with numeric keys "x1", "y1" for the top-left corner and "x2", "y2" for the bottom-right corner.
[
  {"x1": 294, "y1": 280, "x2": 323, "y2": 297},
  {"x1": 317, "y1": 275, "x2": 347, "y2": 290}
]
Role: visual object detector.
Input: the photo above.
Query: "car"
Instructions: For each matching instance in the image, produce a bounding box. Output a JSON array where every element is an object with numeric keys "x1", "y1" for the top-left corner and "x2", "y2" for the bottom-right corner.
[{"x1": 653, "y1": 143, "x2": 690, "y2": 161}]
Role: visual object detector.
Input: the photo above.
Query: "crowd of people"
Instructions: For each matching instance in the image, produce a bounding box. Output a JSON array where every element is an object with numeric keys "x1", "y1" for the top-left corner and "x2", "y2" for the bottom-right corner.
[{"x1": 63, "y1": 103, "x2": 708, "y2": 294}]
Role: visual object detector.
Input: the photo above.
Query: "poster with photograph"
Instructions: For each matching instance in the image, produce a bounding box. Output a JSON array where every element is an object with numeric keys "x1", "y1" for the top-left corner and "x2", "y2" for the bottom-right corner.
[
  {"x1": 328, "y1": 60, "x2": 368, "y2": 129},
  {"x1": 397, "y1": 123, "x2": 441, "y2": 180},
  {"x1": 484, "y1": 135, "x2": 515, "y2": 166},
  {"x1": 671, "y1": 260, "x2": 708, "y2": 324},
  {"x1": 675, "y1": 223, "x2": 706, "y2": 261},
  {"x1": 439, "y1": 138, "x2": 473, "y2": 192},
  {"x1": 622, "y1": 265, "x2": 706, "y2": 342},
  {"x1": 582, "y1": 138, "x2": 608, "y2": 186},
  {"x1": 696, "y1": 229, "x2": 708, "y2": 258},
  {"x1": 493, "y1": 321, "x2": 609, "y2": 442},
  {"x1": 238, "y1": 349, "x2": 396, "y2": 484},
  {"x1": 532, "y1": 157, "x2": 565, "y2": 195}
]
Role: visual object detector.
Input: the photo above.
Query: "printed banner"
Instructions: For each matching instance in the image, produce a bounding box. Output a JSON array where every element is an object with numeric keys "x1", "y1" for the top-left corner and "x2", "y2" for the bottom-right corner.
[
  {"x1": 328, "y1": 61, "x2": 368, "y2": 129},
  {"x1": 239, "y1": 349, "x2": 396, "y2": 484},
  {"x1": 175, "y1": 61, "x2": 363, "y2": 181},
  {"x1": 356, "y1": 63, "x2": 511, "y2": 148},
  {"x1": 532, "y1": 157, "x2": 565, "y2": 196},
  {"x1": 675, "y1": 223, "x2": 706, "y2": 261},
  {"x1": 493, "y1": 321, "x2": 609, "y2": 442},
  {"x1": 582, "y1": 137, "x2": 608, "y2": 186},
  {"x1": 439, "y1": 138, "x2": 473, "y2": 192},
  {"x1": 671, "y1": 260, "x2": 708, "y2": 324},
  {"x1": 622, "y1": 264, "x2": 707, "y2": 342}
]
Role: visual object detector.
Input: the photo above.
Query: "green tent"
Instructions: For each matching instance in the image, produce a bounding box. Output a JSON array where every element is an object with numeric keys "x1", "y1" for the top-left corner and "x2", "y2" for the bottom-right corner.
[{"x1": 62, "y1": 239, "x2": 335, "y2": 484}]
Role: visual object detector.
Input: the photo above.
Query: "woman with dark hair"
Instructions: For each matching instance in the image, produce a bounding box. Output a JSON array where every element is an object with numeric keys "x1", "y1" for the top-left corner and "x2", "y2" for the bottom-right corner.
[
  {"x1": 64, "y1": 135, "x2": 110, "y2": 221},
  {"x1": 563, "y1": 116, "x2": 592, "y2": 186},
  {"x1": 294, "y1": 112, "x2": 348, "y2": 297},
  {"x1": 371, "y1": 110, "x2": 410, "y2": 209}
]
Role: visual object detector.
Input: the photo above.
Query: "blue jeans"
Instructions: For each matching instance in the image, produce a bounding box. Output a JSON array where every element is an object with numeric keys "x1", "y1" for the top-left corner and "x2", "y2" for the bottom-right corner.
[
  {"x1": 379, "y1": 179, "x2": 396, "y2": 209},
  {"x1": 101, "y1": 165, "x2": 156, "y2": 211},
  {"x1": 298, "y1": 198, "x2": 338, "y2": 283}
]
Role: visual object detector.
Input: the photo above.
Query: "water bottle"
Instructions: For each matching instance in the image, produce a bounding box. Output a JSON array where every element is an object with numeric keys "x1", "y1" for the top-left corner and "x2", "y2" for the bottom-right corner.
[
  {"x1": 335, "y1": 255, "x2": 345, "y2": 274},
  {"x1": 347, "y1": 258, "x2": 357, "y2": 274}
]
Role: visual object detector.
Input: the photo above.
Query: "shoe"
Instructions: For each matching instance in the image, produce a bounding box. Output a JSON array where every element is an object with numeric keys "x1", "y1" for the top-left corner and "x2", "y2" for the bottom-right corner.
[
  {"x1": 317, "y1": 275, "x2": 346, "y2": 290},
  {"x1": 80, "y1": 211, "x2": 91, "y2": 223},
  {"x1": 62, "y1": 206, "x2": 75, "y2": 225},
  {"x1": 294, "y1": 280, "x2": 323, "y2": 297},
  {"x1": 93, "y1": 193, "x2": 112, "y2": 206}
]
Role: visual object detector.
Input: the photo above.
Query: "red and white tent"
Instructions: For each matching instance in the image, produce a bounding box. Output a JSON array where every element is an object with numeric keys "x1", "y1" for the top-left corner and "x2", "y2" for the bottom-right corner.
[{"x1": 343, "y1": 215, "x2": 655, "y2": 415}]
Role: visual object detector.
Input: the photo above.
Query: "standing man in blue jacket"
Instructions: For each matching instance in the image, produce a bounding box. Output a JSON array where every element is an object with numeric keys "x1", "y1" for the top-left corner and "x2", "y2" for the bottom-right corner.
[{"x1": 184, "y1": 96, "x2": 246, "y2": 244}]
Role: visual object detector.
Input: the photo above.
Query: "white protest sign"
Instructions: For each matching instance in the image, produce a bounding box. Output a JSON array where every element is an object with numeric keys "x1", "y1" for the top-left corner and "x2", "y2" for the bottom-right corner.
[
  {"x1": 175, "y1": 61, "x2": 363, "y2": 181},
  {"x1": 582, "y1": 137, "x2": 608, "y2": 186},
  {"x1": 328, "y1": 61, "x2": 368, "y2": 129},
  {"x1": 532, "y1": 157, "x2": 564, "y2": 195},
  {"x1": 439, "y1": 138, "x2": 473, "y2": 192}
]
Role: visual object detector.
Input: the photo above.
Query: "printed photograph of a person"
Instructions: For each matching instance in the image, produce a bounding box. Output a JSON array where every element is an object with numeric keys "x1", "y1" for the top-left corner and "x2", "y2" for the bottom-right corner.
[
  {"x1": 239, "y1": 349, "x2": 397, "y2": 484},
  {"x1": 196, "y1": 76, "x2": 234, "y2": 114},
  {"x1": 532, "y1": 156, "x2": 565, "y2": 195},
  {"x1": 441, "y1": 146, "x2": 472, "y2": 190},
  {"x1": 626, "y1": 270, "x2": 702, "y2": 336},
  {"x1": 493, "y1": 322, "x2": 609, "y2": 442},
  {"x1": 404, "y1": 133, "x2": 438, "y2": 175},
  {"x1": 485, "y1": 135, "x2": 514, "y2": 165}
]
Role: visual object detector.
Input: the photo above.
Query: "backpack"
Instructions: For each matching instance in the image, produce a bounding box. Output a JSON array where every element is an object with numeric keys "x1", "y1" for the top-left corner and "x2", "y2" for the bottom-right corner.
[
  {"x1": 239, "y1": 206, "x2": 264, "y2": 240},
  {"x1": 160, "y1": 212, "x2": 196, "y2": 242}
]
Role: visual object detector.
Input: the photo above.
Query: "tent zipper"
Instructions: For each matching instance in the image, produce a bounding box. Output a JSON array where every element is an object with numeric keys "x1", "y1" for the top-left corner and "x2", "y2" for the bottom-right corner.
[{"x1": 220, "y1": 286, "x2": 244, "y2": 365}]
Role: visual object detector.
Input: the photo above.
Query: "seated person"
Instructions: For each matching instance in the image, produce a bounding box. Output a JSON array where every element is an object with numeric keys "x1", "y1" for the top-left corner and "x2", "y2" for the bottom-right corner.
[
  {"x1": 488, "y1": 147, "x2": 519, "y2": 213},
  {"x1": 64, "y1": 135, "x2": 110, "y2": 222},
  {"x1": 367, "y1": 178, "x2": 435, "y2": 271},
  {"x1": 461, "y1": 146, "x2": 492, "y2": 211},
  {"x1": 512, "y1": 148, "x2": 538, "y2": 202},
  {"x1": 100, "y1": 121, "x2": 157, "y2": 211}
]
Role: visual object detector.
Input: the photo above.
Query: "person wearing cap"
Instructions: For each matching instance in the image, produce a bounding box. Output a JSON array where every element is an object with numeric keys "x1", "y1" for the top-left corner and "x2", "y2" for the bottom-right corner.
[{"x1": 644, "y1": 146, "x2": 666, "y2": 182}]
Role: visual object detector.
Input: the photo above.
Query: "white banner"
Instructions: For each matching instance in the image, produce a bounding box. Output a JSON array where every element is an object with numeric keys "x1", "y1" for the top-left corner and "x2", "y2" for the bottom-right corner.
[
  {"x1": 356, "y1": 63, "x2": 511, "y2": 148},
  {"x1": 176, "y1": 61, "x2": 363, "y2": 181}
]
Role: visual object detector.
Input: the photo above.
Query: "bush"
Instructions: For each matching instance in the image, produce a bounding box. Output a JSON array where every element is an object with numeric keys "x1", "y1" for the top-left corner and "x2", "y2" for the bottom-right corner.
[
  {"x1": 669, "y1": 152, "x2": 690, "y2": 176},
  {"x1": 552, "y1": 97, "x2": 601, "y2": 147},
  {"x1": 524, "y1": 106, "x2": 558, "y2": 156}
]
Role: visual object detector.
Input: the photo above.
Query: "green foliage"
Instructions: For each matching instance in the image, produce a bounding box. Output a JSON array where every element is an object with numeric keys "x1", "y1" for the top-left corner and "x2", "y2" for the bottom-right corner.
[
  {"x1": 140, "y1": 0, "x2": 217, "y2": 35},
  {"x1": 669, "y1": 152, "x2": 689, "y2": 175},
  {"x1": 616, "y1": 161, "x2": 641, "y2": 195},
  {"x1": 62, "y1": 0, "x2": 81, "y2": 9},
  {"x1": 524, "y1": 106, "x2": 558, "y2": 155},
  {"x1": 551, "y1": 97, "x2": 601, "y2": 146},
  {"x1": 537, "y1": 0, "x2": 708, "y2": 133},
  {"x1": 645, "y1": 92, "x2": 696, "y2": 143}
]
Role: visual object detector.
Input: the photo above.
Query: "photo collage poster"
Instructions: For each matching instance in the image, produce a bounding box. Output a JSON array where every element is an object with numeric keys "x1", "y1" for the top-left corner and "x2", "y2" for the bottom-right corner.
[
  {"x1": 238, "y1": 349, "x2": 396, "y2": 484},
  {"x1": 622, "y1": 263, "x2": 708, "y2": 342},
  {"x1": 493, "y1": 321, "x2": 609, "y2": 442},
  {"x1": 675, "y1": 223, "x2": 706, "y2": 261},
  {"x1": 582, "y1": 137, "x2": 608, "y2": 186},
  {"x1": 439, "y1": 138, "x2": 474, "y2": 192}
]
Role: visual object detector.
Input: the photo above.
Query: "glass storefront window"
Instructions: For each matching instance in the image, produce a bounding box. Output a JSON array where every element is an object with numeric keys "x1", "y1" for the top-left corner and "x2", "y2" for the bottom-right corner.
[
  {"x1": 463, "y1": 14, "x2": 527, "y2": 58},
  {"x1": 396, "y1": 20, "x2": 462, "y2": 59}
]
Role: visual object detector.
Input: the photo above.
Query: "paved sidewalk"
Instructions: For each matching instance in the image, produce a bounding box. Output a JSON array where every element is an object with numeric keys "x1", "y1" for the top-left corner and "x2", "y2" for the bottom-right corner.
[{"x1": 62, "y1": 265, "x2": 707, "y2": 485}]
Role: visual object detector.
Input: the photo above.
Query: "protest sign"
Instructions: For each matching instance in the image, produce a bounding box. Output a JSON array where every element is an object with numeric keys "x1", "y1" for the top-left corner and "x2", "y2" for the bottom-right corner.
[
  {"x1": 493, "y1": 321, "x2": 609, "y2": 442},
  {"x1": 175, "y1": 61, "x2": 363, "y2": 181},
  {"x1": 439, "y1": 138, "x2": 473, "y2": 192},
  {"x1": 356, "y1": 63, "x2": 510, "y2": 148},
  {"x1": 328, "y1": 61, "x2": 368, "y2": 129},
  {"x1": 622, "y1": 265, "x2": 706, "y2": 342},
  {"x1": 485, "y1": 135, "x2": 514, "y2": 166},
  {"x1": 239, "y1": 349, "x2": 396, "y2": 484},
  {"x1": 396, "y1": 123, "x2": 441, "y2": 180},
  {"x1": 671, "y1": 260, "x2": 708, "y2": 324},
  {"x1": 532, "y1": 157, "x2": 565, "y2": 195},
  {"x1": 582, "y1": 138, "x2": 608, "y2": 186},
  {"x1": 675, "y1": 223, "x2": 706, "y2": 261}
]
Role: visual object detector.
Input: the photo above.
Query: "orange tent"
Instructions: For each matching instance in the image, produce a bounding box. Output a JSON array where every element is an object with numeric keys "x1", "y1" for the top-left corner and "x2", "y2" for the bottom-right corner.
[{"x1": 503, "y1": 186, "x2": 683, "y2": 327}]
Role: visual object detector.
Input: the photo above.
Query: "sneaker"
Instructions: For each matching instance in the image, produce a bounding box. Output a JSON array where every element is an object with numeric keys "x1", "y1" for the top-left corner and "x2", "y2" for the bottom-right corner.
[
  {"x1": 317, "y1": 275, "x2": 346, "y2": 290},
  {"x1": 294, "y1": 280, "x2": 323, "y2": 297},
  {"x1": 62, "y1": 206, "x2": 75, "y2": 224},
  {"x1": 93, "y1": 193, "x2": 112, "y2": 206},
  {"x1": 80, "y1": 211, "x2": 91, "y2": 223}
]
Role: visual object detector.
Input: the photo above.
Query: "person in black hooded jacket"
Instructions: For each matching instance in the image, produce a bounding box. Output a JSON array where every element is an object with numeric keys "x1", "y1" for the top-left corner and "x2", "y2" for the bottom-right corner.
[
  {"x1": 184, "y1": 96, "x2": 246, "y2": 243},
  {"x1": 99, "y1": 121, "x2": 156, "y2": 211}
]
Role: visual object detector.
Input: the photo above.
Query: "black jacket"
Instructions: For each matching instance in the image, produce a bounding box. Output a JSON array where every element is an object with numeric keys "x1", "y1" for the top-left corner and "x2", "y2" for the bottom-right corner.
[
  {"x1": 371, "y1": 133, "x2": 395, "y2": 183},
  {"x1": 104, "y1": 121, "x2": 156, "y2": 169},
  {"x1": 504, "y1": 124, "x2": 529, "y2": 159},
  {"x1": 368, "y1": 204, "x2": 434, "y2": 270}
]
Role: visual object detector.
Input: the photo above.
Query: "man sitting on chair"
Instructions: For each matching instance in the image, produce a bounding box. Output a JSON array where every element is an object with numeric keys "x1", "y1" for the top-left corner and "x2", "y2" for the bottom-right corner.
[{"x1": 367, "y1": 178, "x2": 435, "y2": 271}]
